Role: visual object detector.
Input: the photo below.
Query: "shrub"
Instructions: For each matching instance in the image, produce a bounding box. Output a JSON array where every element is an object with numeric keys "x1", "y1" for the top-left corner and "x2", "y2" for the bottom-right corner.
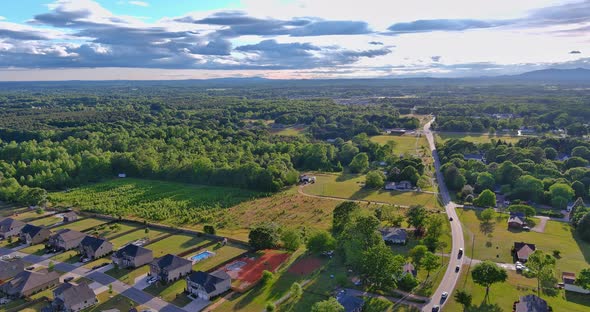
[{"x1": 203, "y1": 224, "x2": 216, "y2": 235}]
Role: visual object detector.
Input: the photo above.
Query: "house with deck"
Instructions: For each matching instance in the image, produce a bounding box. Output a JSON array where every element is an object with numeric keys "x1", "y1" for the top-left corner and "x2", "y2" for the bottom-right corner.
[
  {"x1": 112, "y1": 244, "x2": 153, "y2": 269},
  {"x1": 186, "y1": 270, "x2": 231, "y2": 300},
  {"x1": 149, "y1": 254, "x2": 192, "y2": 283}
]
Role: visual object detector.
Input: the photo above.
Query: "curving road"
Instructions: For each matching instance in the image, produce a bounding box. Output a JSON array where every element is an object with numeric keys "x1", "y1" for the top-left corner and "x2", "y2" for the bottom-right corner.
[{"x1": 422, "y1": 118, "x2": 465, "y2": 312}]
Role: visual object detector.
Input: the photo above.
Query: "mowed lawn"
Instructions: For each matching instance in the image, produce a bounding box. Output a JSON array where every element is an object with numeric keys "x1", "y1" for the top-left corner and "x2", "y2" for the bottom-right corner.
[
  {"x1": 144, "y1": 279, "x2": 192, "y2": 307},
  {"x1": 49, "y1": 178, "x2": 263, "y2": 224},
  {"x1": 435, "y1": 132, "x2": 523, "y2": 144},
  {"x1": 106, "y1": 265, "x2": 149, "y2": 284},
  {"x1": 29, "y1": 214, "x2": 62, "y2": 227},
  {"x1": 271, "y1": 126, "x2": 307, "y2": 136},
  {"x1": 87, "y1": 292, "x2": 139, "y2": 312},
  {"x1": 369, "y1": 134, "x2": 428, "y2": 156},
  {"x1": 459, "y1": 209, "x2": 590, "y2": 272},
  {"x1": 52, "y1": 217, "x2": 109, "y2": 232},
  {"x1": 445, "y1": 264, "x2": 590, "y2": 312},
  {"x1": 304, "y1": 173, "x2": 441, "y2": 209},
  {"x1": 191, "y1": 243, "x2": 249, "y2": 272},
  {"x1": 146, "y1": 233, "x2": 209, "y2": 257},
  {"x1": 109, "y1": 227, "x2": 172, "y2": 248}
]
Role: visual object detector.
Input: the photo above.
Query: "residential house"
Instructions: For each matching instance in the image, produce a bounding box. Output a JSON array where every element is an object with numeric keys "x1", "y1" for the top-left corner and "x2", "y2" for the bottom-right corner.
[
  {"x1": 514, "y1": 294, "x2": 548, "y2": 312},
  {"x1": 336, "y1": 290, "x2": 364, "y2": 312},
  {"x1": 186, "y1": 270, "x2": 231, "y2": 300},
  {"x1": 508, "y1": 212, "x2": 526, "y2": 229},
  {"x1": 463, "y1": 154, "x2": 486, "y2": 163},
  {"x1": 0, "y1": 269, "x2": 59, "y2": 298},
  {"x1": 299, "y1": 175, "x2": 316, "y2": 184},
  {"x1": 149, "y1": 254, "x2": 192, "y2": 283},
  {"x1": 112, "y1": 244, "x2": 153, "y2": 269},
  {"x1": 52, "y1": 282, "x2": 97, "y2": 312},
  {"x1": 380, "y1": 227, "x2": 408, "y2": 245},
  {"x1": 19, "y1": 224, "x2": 51, "y2": 245},
  {"x1": 47, "y1": 229, "x2": 87, "y2": 252},
  {"x1": 402, "y1": 263, "x2": 417, "y2": 277},
  {"x1": 79, "y1": 236, "x2": 113, "y2": 260},
  {"x1": 0, "y1": 258, "x2": 25, "y2": 282},
  {"x1": 513, "y1": 242, "x2": 536, "y2": 263},
  {"x1": 62, "y1": 211, "x2": 78, "y2": 223},
  {"x1": 0, "y1": 218, "x2": 26, "y2": 239},
  {"x1": 562, "y1": 272, "x2": 590, "y2": 294},
  {"x1": 384, "y1": 181, "x2": 413, "y2": 191}
]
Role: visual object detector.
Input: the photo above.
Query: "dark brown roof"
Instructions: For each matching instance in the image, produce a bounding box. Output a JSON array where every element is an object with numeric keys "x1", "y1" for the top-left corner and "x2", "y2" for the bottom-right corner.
[
  {"x1": 53, "y1": 282, "x2": 96, "y2": 308},
  {"x1": 152, "y1": 254, "x2": 191, "y2": 271},
  {"x1": 2, "y1": 269, "x2": 60, "y2": 294}
]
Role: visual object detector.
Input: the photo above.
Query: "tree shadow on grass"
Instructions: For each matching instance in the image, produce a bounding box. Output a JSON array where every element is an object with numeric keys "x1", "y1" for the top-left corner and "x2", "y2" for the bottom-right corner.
[
  {"x1": 479, "y1": 221, "x2": 495, "y2": 235},
  {"x1": 570, "y1": 227, "x2": 590, "y2": 265},
  {"x1": 335, "y1": 173, "x2": 360, "y2": 182},
  {"x1": 466, "y1": 302, "x2": 503, "y2": 312}
]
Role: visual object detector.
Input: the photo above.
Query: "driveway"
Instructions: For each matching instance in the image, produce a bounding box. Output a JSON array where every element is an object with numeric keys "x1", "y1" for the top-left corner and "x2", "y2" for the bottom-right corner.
[
  {"x1": 133, "y1": 273, "x2": 151, "y2": 290},
  {"x1": 183, "y1": 297, "x2": 210, "y2": 312},
  {"x1": 532, "y1": 216, "x2": 548, "y2": 233}
]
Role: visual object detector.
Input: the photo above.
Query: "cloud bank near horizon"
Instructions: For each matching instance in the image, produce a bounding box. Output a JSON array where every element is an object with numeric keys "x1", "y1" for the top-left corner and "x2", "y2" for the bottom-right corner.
[{"x1": 0, "y1": 0, "x2": 588, "y2": 80}]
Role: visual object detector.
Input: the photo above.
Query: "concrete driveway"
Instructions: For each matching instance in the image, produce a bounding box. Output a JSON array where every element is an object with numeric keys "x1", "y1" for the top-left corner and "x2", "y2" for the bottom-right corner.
[{"x1": 133, "y1": 273, "x2": 151, "y2": 290}]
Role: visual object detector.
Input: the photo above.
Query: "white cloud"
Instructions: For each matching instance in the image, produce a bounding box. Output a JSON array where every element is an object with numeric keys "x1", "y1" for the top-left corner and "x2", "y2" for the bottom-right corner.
[{"x1": 129, "y1": 1, "x2": 149, "y2": 7}]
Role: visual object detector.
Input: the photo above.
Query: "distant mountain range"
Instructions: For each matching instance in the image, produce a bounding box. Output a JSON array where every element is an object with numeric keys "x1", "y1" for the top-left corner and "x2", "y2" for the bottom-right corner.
[{"x1": 506, "y1": 68, "x2": 590, "y2": 81}]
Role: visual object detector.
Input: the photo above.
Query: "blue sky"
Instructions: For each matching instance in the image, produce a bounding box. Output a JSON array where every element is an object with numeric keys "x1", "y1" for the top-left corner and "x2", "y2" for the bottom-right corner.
[{"x1": 0, "y1": 0, "x2": 588, "y2": 80}]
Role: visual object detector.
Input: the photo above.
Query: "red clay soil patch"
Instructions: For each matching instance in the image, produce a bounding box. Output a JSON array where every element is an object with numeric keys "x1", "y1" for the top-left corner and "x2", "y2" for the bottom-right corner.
[
  {"x1": 222, "y1": 249, "x2": 290, "y2": 292},
  {"x1": 288, "y1": 256, "x2": 323, "y2": 275}
]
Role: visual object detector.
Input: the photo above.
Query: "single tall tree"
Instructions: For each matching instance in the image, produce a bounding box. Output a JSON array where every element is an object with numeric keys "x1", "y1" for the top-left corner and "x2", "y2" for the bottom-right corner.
[
  {"x1": 471, "y1": 260, "x2": 508, "y2": 302},
  {"x1": 406, "y1": 205, "x2": 428, "y2": 237},
  {"x1": 421, "y1": 252, "x2": 439, "y2": 278},
  {"x1": 527, "y1": 250, "x2": 556, "y2": 297}
]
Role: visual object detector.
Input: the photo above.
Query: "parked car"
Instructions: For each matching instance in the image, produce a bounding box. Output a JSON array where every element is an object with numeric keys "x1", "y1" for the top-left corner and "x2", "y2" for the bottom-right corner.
[
  {"x1": 64, "y1": 276, "x2": 74, "y2": 282},
  {"x1": 523, "y1": 226, "x2": 531, "y2": 231},
  {"x1": 26, "y1": 266, "x2": 35, "y2": 270}
]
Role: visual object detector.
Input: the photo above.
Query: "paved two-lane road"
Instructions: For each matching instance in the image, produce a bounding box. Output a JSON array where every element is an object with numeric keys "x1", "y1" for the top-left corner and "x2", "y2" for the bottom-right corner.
[{"x1": 422, "y1": 118, "x2": 465, "y2": 312}]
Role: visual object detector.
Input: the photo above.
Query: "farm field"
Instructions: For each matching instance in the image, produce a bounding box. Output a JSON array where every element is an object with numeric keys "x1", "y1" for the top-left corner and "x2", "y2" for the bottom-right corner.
[
  {"x1": 202, "y1": 188, "x2": 340, "y2": 241},
  {"x1": 49, "y1": 178, "x2": 264, "y2": 225},
  {"x1": 445, "y1": 264, "x2": 590, "y2": 312},
  {"x1": 51, "y1": 217, "x2": 109, "y2": 232},
  {"x1": 146, "y1": 233, "x2": 209, "y2": 257},
  {"x1": 369, "y1": 134, "x2": 429, "y2": 156},
  {"x1": 191, "y1": 243, "x2": 249, "y2": 272},
  {"x1": 458, "y1": 209, "x2": 590, "y2": 272},
  {"x1": 303, "y1": 173, "x2": 441, "y2": 209},
  {"x1": 435, "y1": 132, "x2": 523, "y2": 144}
]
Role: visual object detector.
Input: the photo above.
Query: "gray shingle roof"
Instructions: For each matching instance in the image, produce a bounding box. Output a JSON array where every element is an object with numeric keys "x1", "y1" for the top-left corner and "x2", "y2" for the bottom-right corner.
[
  {"x1": 153, "y1": 254, "x2": 192, "y2": 271},
  {"x1": 3, "y1": 269, "x2": 60, "y2": 294},
  {"x1": 515, "y1": 294, "x2": 548, "y2": 312},
  {"x1": 187, "y1": 271, "x2": 231, "y2": 293},
  {"x1": 52, "y1": 229, "x2": 86, "y2": 242},
  {"x1": 0, "y1": 218, "x2": 25, "y2": 232},
  {"x1": 21, "y1": 224, "x2": 48, "y2": 238},
  {"x1": 380, "y1": 227, "x2": 407, "y2": 241},
  {"x1": 53, "y1": 282, "x2": 96, "y2": 309},
  {"x1": 80, "y1": 236, "x2": 110, "y2": 252},
  {"x1": 114, "y1": 244, "x2": 152, "y2": 258}
]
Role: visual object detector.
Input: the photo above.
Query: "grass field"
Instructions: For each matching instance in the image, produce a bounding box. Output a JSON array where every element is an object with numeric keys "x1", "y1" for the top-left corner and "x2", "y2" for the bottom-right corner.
[
  {"x1": 10, "y1": 210, "x2": 47, "y2": 222},
  {"x1": 108, "y1": 228, "x2": 171, "y2": 248},
  {"x1": 435, "y1": 132, "x2": 523, "y2": 144},
  {"x1": 29, "y1": 214, "x2": 62, "y2": 227},
  {"x1": 106, "y1": 265, "x2": 149, "y2": 284},
  {"x1": 87, "y1": 292, "x2": 139, "y2": 312},
  {"x1": 51, "y1": 217, "x2": 109, "y2": 232},
  {"x1": 146, "y1": 233, "x2": 209, "y2": 257},
  {"x1": 369, "y1": 134, "x2": 429, "y2": 156},
  {"x1": 49, "y1": 178, "x2": 263, "y2": 224},
  {"x1": 271, "y1": 126, "x2": 307, "y2": 136},
  {"x1": 303, "y1": 173, "x2": 441, "y2": 209},
  {"x1": 191, "y1": 243, "x2": 248, "y2": 272},
  {"x1": 144, "y1": 279, "x2": 192, "y2": 307},
  {"x1": 195, "y1": 187, "x2": 340, "y2": 241},
  {"x1": 459, "y1": 209, "x2": 590, "y2": 272},
  {"x1": 445, "y1": 264, "x2": 590, "y2": 312}
]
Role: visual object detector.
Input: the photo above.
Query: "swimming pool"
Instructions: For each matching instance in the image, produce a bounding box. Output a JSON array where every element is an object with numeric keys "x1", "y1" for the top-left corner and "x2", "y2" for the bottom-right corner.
[{"x1": 190, "y1": 250, "x2": 215, "y2": 262}]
